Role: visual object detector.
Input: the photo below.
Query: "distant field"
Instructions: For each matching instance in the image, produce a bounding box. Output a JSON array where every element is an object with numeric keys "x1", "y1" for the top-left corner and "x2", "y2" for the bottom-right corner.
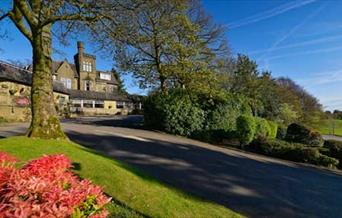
[{"x1": 319, "y1": 119, "x2": 342, "y2": 136}]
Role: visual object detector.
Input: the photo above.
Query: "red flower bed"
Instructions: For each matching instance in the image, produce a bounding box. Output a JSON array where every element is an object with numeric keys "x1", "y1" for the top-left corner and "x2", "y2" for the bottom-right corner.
[{"x1": 0, "y1": 152, "x2": 111, "y2": 217}]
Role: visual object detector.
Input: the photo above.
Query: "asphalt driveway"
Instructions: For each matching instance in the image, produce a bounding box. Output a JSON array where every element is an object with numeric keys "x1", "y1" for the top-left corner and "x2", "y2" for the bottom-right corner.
[{"x1": 1, "y1": 117, "x2": 342, "y2": 218}]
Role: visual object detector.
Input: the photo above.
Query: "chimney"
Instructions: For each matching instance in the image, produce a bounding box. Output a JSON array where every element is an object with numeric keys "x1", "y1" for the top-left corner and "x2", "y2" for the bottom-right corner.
[{"x1": 77, "y1": 41, "x2": 84, "y2": 55}]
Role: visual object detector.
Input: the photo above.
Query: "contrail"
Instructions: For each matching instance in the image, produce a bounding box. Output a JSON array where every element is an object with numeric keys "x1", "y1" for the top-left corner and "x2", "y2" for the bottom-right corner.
[
  {"x1": 227, "y1": 0, "x2": 316, "y2": 29},
  {"x1": 258, "y1": 3, "x2": 327, "y2": 62},
  {"x1": 267, "y1": 44, "x2": 342, "y2": 60},
  {"x1": 249, "y1": 33, "x2": 342, "y2": 55}
]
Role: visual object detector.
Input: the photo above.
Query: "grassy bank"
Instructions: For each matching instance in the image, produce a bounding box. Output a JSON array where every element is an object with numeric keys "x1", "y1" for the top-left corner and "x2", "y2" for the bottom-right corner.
[
  {"x1": 319, "y1": 119, "x2": 342, "y2": 136},
  {"x1": 0, "y1": 136, "x2": 241, "y2": 218}
]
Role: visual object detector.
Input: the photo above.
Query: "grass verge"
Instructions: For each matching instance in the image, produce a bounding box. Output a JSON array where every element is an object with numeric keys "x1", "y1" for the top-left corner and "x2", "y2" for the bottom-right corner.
[{"x1": 0, "y1": 136, "x2": 241, "y2": 218}]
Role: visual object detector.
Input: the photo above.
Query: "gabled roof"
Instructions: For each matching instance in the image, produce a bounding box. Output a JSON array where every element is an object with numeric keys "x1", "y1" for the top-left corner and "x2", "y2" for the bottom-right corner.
[
  {"x1": 52, "y1": 60, "x2": 79, "y2": 78},
  {"x1": 0, "y1": 61, "x2": 69, "y2": 94},
  {"x1": 27, "y1": 60, "x2": 79, "y2": 78}
]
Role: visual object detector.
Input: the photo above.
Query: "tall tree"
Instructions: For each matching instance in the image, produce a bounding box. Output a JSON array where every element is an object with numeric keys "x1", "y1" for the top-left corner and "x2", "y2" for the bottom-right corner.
[
  {"x1": 0, "y1": 1, "x2": 107, "y2": 138},
  {"x1": 94, "y1": 0, "x2": 228, "y2": 96}
]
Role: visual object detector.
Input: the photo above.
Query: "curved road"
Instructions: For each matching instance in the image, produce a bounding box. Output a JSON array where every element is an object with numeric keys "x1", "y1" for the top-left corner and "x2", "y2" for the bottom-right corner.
[{"x1": 1, "y1": 116, "x2": 342, "y2": 218}]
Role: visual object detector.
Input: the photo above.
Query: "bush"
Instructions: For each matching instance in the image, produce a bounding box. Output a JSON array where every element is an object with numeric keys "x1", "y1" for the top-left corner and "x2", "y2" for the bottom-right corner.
[
  {"x1": 0, "y1": 153, "x2": 110, "y2": 217},
  {"x1": 236, "y1": 115, "x2": 256, "y2": 145},
  {"x1": 144, "y1": 90, "x2": 204, "y2": 136},
  {"x1": 286, "y1": 123, "x2": 324, "y2": 147},
  {"x1": 248, "y1": 138, "x2": 339, "y2": 168},
  {"x1": 205, "y1": 104, "x2": 240, "y2": 132},
  {"x1": 268, "y1": 121, "x2": 278, "y2": 139},
  {"x1": 255, "y1": 117, "x2": 271, "y2": 138},
  {"x1": 276, "y1": 124, "x2": 287, "y2": 140},
  {"x1": 323, "y1": 140, "x2": 342, "y2": 168}
]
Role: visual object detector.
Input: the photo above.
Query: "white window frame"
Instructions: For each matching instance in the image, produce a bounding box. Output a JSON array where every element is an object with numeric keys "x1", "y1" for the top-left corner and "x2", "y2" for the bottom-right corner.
[
  {"x1": 61, "y1": 77, "x2": 72, "y2": 89},
  {"x1": 82, "y1": 61, "x2": 92, "y2": 72},
  {"x1": 100, "y1": 73, "x2": 111, "y2": 80}
]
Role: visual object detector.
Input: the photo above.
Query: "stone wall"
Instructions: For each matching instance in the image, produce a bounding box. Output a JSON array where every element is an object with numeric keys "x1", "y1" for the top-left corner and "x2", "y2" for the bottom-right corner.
[{"x1": 0, "y1": 81, "x2": 69, "y2": 122}]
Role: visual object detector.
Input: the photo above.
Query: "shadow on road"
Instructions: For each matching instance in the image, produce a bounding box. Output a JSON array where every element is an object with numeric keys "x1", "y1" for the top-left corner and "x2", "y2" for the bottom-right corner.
[
  {"x1": 63, "y1": 115, "x2": 145, "y2": 129},
  {"x1": 66, "y1": 129, "x2": 342, "y2": 218}
]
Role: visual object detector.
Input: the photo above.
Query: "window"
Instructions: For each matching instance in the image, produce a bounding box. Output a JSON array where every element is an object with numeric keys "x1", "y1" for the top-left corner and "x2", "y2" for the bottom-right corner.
[
  {"x1": 60, "y1": 77, "x2": 72, "y2": 89},
  {"x1": 82, "y1": 61, "x2": 92, "y2": 72},
  {"x1": 84, "y1": 80, "x2": 91, "y2": 91},
  {"x1": 100, "y1": 72, "x2": 111, "y2": 80},
  {"x1": 95, "y1": 100, "x2": 104, "y2": 108},
  {"x1": 116, "y1": 101, "x2": 125, "y2": 109},
  {"x1": 83, "y1": 100, "x2": 93, "y2": 108},
  {"x1": 71, "y1": 100, "x2": 82, "y2": 107}
]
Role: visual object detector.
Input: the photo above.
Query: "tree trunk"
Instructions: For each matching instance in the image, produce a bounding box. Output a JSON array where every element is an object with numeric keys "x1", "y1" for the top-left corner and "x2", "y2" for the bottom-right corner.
[{"x1": 26, "y1": 25, "x2": 66, "y2": 139}]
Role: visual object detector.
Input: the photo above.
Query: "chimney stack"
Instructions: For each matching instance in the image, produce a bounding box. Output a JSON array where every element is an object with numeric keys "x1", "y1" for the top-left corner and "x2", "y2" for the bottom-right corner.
[{"x1": 77, "y1": 41, "x2": 84, "y2": 55}]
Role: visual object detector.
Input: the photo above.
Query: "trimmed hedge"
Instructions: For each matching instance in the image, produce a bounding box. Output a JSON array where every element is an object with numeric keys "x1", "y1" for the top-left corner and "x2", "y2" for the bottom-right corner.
[
  {"x1": 268, "y1": 121, "x2": 278, "y2": 139},
  {"x1": 248, "y1": 137, "x2": 339, "y2": 168},
  {"x1": 276, "y1": 124, "x2": 287, "y2": 140},
  {"x1": 255, "y1": 117, "x2": 271, "y2": 138},
  {"x1": 205, "y1": 104, "x2": 240, "y2": 132},
  {"x1": 286, "y1": 123, "x2": 324, "y2": 147},
  {"x1": 236, "y1": 115, "x2": 256, "y2": 145},
  {"x1": 144, "y1": 91, "x2": 205, "y2": 136},
  {"x1": 323, "y1": 140, "x2": 342, "y2": 168}
]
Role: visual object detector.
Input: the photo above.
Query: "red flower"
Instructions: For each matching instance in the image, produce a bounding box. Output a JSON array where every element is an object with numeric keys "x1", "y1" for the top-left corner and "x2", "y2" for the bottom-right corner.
[{"x1": 0, "y1": 153, "x2": 111, "y2": 217}]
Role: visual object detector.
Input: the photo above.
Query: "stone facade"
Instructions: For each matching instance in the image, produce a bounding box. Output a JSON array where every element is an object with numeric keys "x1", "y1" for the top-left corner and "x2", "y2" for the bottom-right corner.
[{"x1": 0, "y1": 81, "x2": 69, "y2": 122}]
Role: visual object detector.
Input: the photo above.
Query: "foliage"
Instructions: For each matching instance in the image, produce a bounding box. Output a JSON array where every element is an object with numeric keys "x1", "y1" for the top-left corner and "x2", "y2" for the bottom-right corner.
[
  {"x1": 0, "y1": 137, "x2": 241, "y2": 218},
  {"x1": 255, "y1": 117, "x2": 271, "y2": 138},
  {"x1": 248, "y1": 138, "x2": 339, "y2": 168},
  {"x1": 267, "y1": 121, "x2": 278, "y2": 139},
  {"x1": 323, "y1": 140, "x2": 342, "y2": 168},
  {"x1": 276, "y1": 103, "x2": 299, "y2": 126},
  {"x1": 236, "y1": 115, "x2": 256, "y2": 145},
  {"x1": 144, "y1": 90, "x2": 205, "y2": 136},
  {"x1": 286, "y1": 123, "x2": 324, "y2": 147},
  {"x1": 204, "y1": 98, "x2": 245, "y2": 132},
  {"x1": 99, "y1": 0, "x2": 227, "y2": 94},
  {"x1": 276, "y1": 124, "x2": 287, "y2": 140},
  {"x1": 0, "y1": 153, "x2": 110, "y2": 217}
]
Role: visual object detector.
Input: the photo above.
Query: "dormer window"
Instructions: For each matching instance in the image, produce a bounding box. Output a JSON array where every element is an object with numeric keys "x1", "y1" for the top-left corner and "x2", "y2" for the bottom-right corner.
[
  {"x1": 82, "y1": 61, "x2": 92, "y2": 72},
  {"x1": 100, "y1": 72, "x2": 111, "y2": 80}
]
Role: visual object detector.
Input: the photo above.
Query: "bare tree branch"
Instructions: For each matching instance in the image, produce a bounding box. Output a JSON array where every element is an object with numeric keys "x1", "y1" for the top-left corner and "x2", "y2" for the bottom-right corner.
[{"x1": 8, "y1": 7, "x2": 32, "y2": 42}]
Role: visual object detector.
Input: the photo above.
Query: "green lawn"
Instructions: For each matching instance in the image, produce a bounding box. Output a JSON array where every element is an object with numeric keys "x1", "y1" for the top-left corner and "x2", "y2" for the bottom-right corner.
[
  {"x1": 0, "y1": 136, "x2": 241, "y2": 218},
  {"x1": 319, "y1": 119, "x2": 342, "y2": 136}
]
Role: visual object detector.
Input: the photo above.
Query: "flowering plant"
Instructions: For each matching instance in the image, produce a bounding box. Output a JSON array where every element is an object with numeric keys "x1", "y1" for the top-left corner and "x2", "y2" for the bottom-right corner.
[{"x1": 0, "y1": 152, "x2": 111, "y2": 217}]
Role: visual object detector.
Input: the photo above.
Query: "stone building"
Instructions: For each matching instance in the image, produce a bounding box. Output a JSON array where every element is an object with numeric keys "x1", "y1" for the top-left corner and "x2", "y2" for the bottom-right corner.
[{"x1": 0, "y1": 41, "x2": 133, "y2": 121}]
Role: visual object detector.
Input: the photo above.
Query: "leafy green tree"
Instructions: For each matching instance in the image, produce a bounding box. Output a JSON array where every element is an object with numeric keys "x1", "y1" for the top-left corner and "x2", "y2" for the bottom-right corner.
[
  {"x1": 96, "y1": 0, "x2": 228, "y2": 97},
  {"x1": 277, "y1": 103, "x2": 299, "y2": 126},
  {"x1": 230, "y1": 54, "x2": 263, "y2": 116}
]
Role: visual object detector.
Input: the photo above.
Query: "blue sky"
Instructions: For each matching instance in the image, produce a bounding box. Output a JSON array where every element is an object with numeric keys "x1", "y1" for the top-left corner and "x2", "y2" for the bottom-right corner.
[{"x1": 1, "y1": 0, "x2": 342, "y2": 110}]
